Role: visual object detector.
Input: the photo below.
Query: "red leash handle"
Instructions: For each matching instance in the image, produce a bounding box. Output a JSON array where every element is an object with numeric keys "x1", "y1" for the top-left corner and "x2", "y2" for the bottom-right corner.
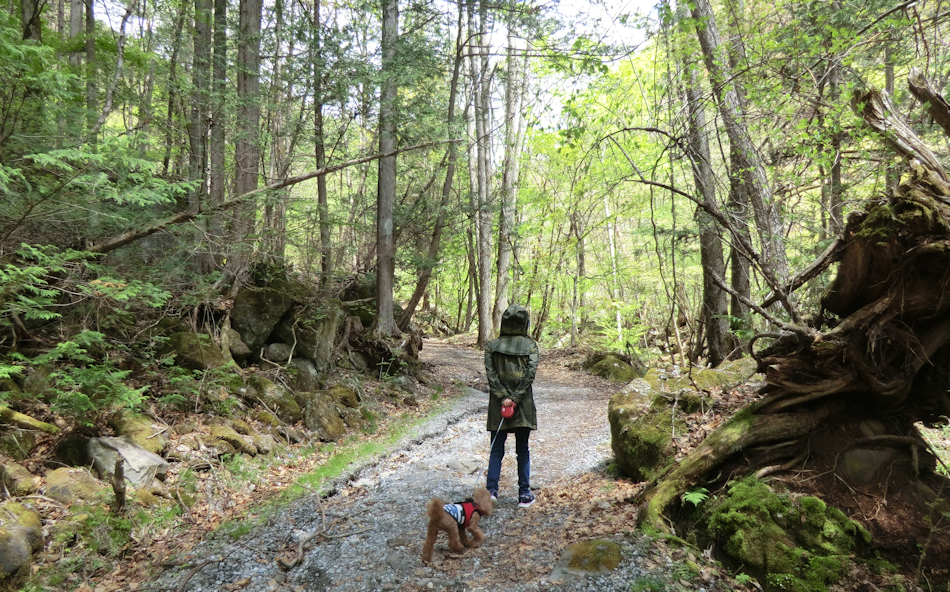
[{"x1": 501, "y1": 402, "x2": 516, "y2": 419}]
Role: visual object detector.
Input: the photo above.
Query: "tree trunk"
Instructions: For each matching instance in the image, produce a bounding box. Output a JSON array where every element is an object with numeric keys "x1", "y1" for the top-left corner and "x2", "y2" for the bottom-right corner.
[
  {"x1": 469, "y1": 0, "x2": 494, "y2": 347},
  {"x1": 690, "y1": 0, "x2": 789, "y2": 289},
  {"x1": 397, "y1": 0, "x2": 464, "y2": 332},
  {"x1": 313, "y1": 0, "x2": 331, "y2": 294},
  {"x1": 190, "y1": 0, "x2": 212, "y2": 272},
  {"x1": 227, "y1": 0, "x2": 263, "y2": 293},
  {"x1": 492, "y1": 6, "x2": 528, "y2": 331},
  {"x1": 208, "y1": 0, "x2": 227, "y2": 266},
  {"x1": 21, "y1": 0, "x2": 42, "y2": 41},
  {"x1": 684, "y1": 57, "x2": 730, "y2": 367},
  {"x1": 84, "y1": 0, "x2": 96, "y2": 134},
  {"x1": 162, "y1": 11, "x2": 187, "y2": 176},
  {"x1": 375, "y1": 0, "x2": 398, "y2": 337}
]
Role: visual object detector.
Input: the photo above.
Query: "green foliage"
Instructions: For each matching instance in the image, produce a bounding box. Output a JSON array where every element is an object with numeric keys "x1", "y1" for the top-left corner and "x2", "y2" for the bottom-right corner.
[
  {"x1": 704, "y1": 478, "x2": 869, "y2": 591},
  {"x1": 50, "y1": 363, "x2": 147, "y2": 423},
  {"x1": 682, "y1": 486, "x2": 710, "y2": 507}
]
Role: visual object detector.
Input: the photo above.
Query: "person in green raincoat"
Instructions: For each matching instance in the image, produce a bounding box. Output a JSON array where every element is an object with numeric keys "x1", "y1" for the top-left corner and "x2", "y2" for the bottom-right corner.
[{"x1": 484, "y1": 304, "x2": 539, "y2": 507}]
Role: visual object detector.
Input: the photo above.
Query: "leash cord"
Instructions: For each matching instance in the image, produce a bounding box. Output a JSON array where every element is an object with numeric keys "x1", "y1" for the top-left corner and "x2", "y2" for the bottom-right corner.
[{"x1": 475, "y1": 416, "x2": 505, "y2": 489}]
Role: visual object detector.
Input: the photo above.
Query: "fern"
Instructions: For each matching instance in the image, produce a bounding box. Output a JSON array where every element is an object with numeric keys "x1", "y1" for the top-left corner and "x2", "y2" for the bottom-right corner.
[{"x1": 682, "y1": 487, "x2": 710, "y2": 507}]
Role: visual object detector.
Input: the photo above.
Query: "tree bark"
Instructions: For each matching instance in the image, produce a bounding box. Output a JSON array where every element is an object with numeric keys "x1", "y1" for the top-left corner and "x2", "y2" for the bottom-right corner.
[
  {"x1": 190, "y1": 0, "x2": 212, "y2": 268},
  {"x1": 684, "y1": 57, "x2": 730, "y2": 367},
  {"x1": 471, "y1": 0, "x2": 494, "y2": 347},
  {"x1": 690, "y1": 0, "x2": 789, "y2": 288},
  {"x1": 375, "y1": 0, "x2": 399, "y2": 337},
  {"x1": 313, "y1": 0, "x2": 331, "y2": 294},
  {"x1": 397, "y1": 0, "x2": 465, "y2": 332},
  {"x1": 84, "y1": 0, "x2": 96, "y2": 134},
  {"x1": 227, "y1": 0, "x2": 264, "y2": 293},
  {"x1": 492, "y1": 5, "x2": 528, "y2": 332},
  {"x1": 208, "y1": 0, "x2": 227, "y2": 265}
]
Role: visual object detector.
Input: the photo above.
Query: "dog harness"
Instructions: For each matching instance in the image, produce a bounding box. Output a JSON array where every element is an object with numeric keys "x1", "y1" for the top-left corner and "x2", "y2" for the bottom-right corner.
[{"x1": 443, "y1": 498, "x2": 480, "y2": 528}]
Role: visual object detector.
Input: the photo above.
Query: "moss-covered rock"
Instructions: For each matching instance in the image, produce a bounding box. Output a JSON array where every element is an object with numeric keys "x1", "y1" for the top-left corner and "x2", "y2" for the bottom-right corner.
[
  {"x1": 44, "y1": 468, "x2": 105, "y2": 504},
  {"x1": 209, "y1": 424, "x2": 257, "y2": 456},
  {"x1": 244, "y1": 375, "x2": 302, "y2": 424},
  {"x1": 328, "y1": 384, "x2": 360, "y2": 408},
  {"x1": 550, "y1": 539, "x2": 624, "y2": 583},
  {"x1": 702, "y1": 478, "x2": 870, "y2": 591},
  {"x1": 253, "y1": 410, "x2": 281, "y2": 427},
  {"x1": 231, "y1": 287, "x2": 294, "y2": 352},
  {"x1": 0, "y1": 429, "x2": 36, "y2": 461},
  {"x1": 608, "y1": 379, "x2": 683, "y2": 481},
  {"x1": 300, "y1": 392, "x2": 346, "y2": 442},
  {"x1": 0, "y1": 502, "x2": 42, "y2": 552},
  {"x1": 110, "y1": 411, "x2": 167, "y2": 455},
  {"x1": 644, "y1": 357, "x2": 758, "y2": 393},
  {"x1": 160, "y1": 332, "x2": 230, "y2": 370},
  {"x1": 0, "y1": 461, "x2": 36, "y2": 497},
  {"x1": 591, "y1": 356, "x2": 640, "y2": 382}
]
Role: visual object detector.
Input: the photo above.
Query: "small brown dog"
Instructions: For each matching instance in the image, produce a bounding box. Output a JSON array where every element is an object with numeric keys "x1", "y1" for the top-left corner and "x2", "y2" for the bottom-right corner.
[{"x1": 421, "y1": 487, "x2": 494, "y2": 562}]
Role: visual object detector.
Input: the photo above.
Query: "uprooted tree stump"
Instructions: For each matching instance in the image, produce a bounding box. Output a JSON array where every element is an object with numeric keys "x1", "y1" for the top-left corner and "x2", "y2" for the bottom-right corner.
[{"x1": 636, "y1": 72, "x2": 950, "y2": 582}]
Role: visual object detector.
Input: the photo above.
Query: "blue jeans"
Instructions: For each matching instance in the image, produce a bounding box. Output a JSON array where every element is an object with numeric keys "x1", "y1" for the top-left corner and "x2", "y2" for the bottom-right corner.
[{"x1": 486, "y1": 427, "x2": 531, "y2": 497}]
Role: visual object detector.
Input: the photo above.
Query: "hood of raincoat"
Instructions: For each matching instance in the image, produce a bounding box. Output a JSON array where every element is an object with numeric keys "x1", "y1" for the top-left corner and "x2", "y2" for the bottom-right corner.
[{"x1": 499, "y1": 305, "x2": 530, "y2": 336}]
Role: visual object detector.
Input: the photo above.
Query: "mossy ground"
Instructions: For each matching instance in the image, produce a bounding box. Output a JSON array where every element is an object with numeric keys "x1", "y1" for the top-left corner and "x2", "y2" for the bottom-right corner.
[{"x1": 697, "y1": 478, "x2": 871, "y2": 591}]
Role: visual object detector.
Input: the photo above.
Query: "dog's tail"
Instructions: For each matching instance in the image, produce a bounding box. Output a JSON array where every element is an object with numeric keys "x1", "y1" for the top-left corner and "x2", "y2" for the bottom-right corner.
[{"x1": 426, "y1": 497, "x2": 445, "y2": 522}]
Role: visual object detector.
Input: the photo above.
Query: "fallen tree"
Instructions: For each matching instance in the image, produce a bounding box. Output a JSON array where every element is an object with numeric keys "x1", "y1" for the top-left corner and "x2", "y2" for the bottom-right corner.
[{"x1": 635, "y1": 72, "x2": 950, "y2": 582}]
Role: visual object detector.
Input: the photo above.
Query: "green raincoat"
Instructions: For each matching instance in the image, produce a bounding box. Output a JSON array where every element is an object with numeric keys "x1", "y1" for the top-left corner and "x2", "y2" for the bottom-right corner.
[{"x1": 485, "y1": 305, "x2": 539, "y2": 431}]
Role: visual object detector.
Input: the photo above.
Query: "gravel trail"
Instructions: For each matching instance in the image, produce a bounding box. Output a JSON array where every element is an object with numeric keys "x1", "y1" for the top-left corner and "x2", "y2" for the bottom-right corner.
[{"x1": 152, "y1": 340, "x2": 714, "y2": 592}]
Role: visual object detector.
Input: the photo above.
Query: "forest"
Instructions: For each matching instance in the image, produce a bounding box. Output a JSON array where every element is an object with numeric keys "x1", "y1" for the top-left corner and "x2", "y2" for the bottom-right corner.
[{"x1": 1, "y1": 0, "x2": 950, "y2": 588}]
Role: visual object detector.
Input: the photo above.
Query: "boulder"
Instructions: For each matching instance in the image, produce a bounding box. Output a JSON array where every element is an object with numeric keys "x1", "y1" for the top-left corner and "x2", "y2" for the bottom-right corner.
[
  {"x1": 300, "y1": 392, "x2": 346, "y2": 442},
  {"x1": 0, "y1": 502, "x2": 42, "y2": 552},
  {"x1": 643, "y1": 356, "x2": 758, "y2": 393},
  {"x1": 0, "y1": 461, "x2": 36, "y2": 497},
  {"x1": 209, "y1": 424, "x2": 257, "y2": 456},
  {"x1": 224, "y1": 327, "x2": 252, "y2": 364},
  {"x1": 0, "y1": 429, "x2": 36, "y2": 461},
  {"x1": 288, "y1": 358, "x2": 320, "y2": 393},
  {"x1": 244, "y1": 375, "x2": 301, "y2": 424},
  {"x1": 110, "y1": 411, "x2": 167, "y2": 455},
  {"x1": 45, "y1": 468, "x2": 105, "y2": 504},
  {"x1": 608, "y1": 379, "x2": 682, "y2": 481},
  {"x1": 340, "y1": 408, "x2": 363, "y2": 429},
  {"x1": 0, "y1": 527, "x2": 31, "y2": 579},
  {"x1": 590, "y1": 356, "x2": 641, "y2": 382},
  {"x1": 264, "y1": 342, "x2": 294, "y2": 363},
  {"x1": 252, "y1": 433, "x2": 277, "y2": 455},
  {"x1": 232, "y1": 287, "x2": 294, "y2": 352},
  {"x1": 161, "y1": 332, "x2": 229, "y2": 370},
  {"x1": 328, "y1": 384, "x2": 360, "y2": 408},
  {"x1": 87, "y1": 435, "x2": 170, "y2": 487},
  {"x1": 274, "y1": 302, "x2": 344, "y2": 373}
]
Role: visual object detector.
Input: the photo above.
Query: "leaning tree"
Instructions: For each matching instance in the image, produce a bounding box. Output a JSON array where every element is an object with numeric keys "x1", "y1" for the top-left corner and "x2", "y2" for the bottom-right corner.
[{"x1": 637, "y1": 69, "x2": 950, "y2": 564}]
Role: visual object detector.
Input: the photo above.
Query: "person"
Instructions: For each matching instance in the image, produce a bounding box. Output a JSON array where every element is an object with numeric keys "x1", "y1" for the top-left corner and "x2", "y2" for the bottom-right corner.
[{"x1": 484, "y1": 304, "x2": 540, "y2": 508}]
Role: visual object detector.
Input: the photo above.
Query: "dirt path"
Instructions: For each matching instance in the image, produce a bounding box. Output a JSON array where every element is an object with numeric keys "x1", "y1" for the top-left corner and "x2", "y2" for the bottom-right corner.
[{"x1": 152, "y1": 340, "x2": 724, "y2": 592}]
